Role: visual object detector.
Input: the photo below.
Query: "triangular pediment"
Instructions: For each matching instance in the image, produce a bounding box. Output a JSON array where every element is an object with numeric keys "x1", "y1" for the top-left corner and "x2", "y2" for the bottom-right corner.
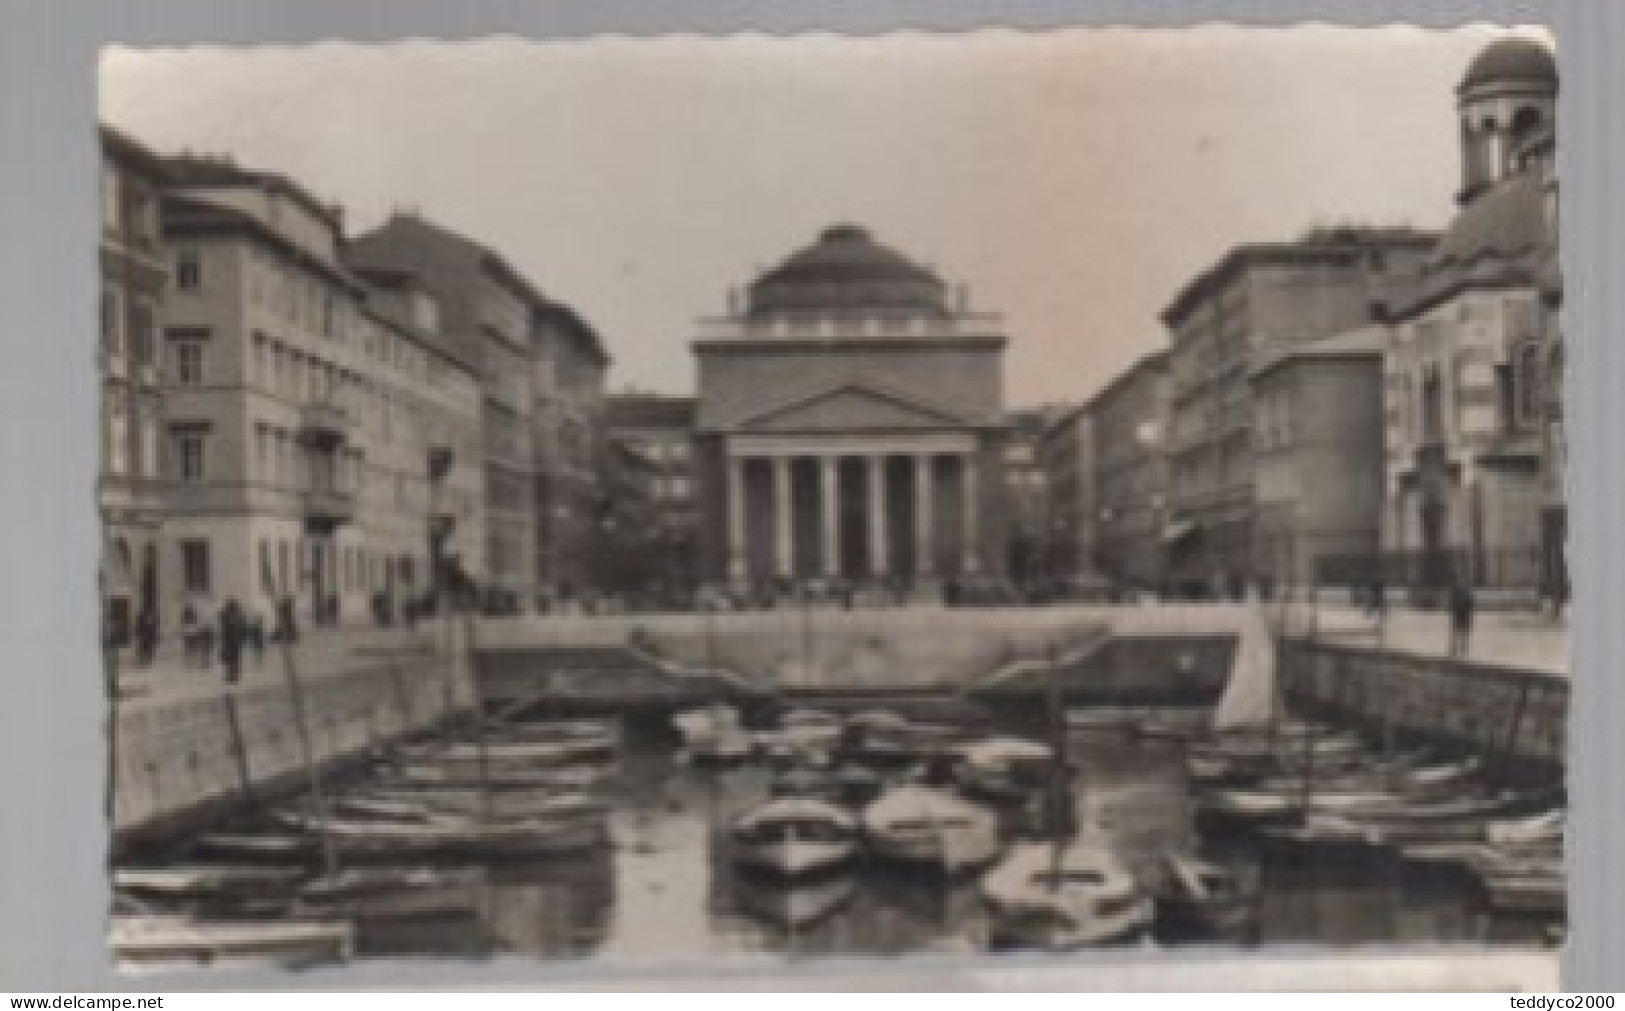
[{"x1": 739, "y1": 381, "x2": 974, "y2": 432}]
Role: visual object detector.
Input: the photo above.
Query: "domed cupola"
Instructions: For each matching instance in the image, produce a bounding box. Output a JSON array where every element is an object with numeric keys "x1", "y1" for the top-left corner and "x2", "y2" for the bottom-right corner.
[
  {"x1": 1456, "y1": 38, "x2": 1557, "y2": 205},
  {"x1": 745, "y1": 224, "x2": 949, "y2": 321}
]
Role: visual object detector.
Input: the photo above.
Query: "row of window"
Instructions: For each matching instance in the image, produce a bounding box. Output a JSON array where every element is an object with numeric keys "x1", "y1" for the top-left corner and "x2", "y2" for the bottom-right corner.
[{"x1": 174, "y1": 535, "x2": 424, "y2": 598}]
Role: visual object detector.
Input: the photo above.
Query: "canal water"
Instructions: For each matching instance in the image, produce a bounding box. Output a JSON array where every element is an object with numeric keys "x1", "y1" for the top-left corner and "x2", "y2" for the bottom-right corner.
[{"x1": 299, "y1": 725, "x2": 1558, "y2": 962}]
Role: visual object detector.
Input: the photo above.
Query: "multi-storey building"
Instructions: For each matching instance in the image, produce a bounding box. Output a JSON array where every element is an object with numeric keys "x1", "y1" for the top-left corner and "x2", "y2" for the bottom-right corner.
[
  {"x1": 1036, "y1": 404, "x2": 1096, "y2": 589},
  {"x1": 531, "y1": 301, "x2": 611, "y2": 605},
  {"x1": 99, "y1": 127, "x2": 170, "y2": 660},
  {"x1": 1089, "y1": 350, "x2": 1171, "y2": 595},
  {"x1": 1159, "y1": 227, "x2": 1436, "y2": 597},
  {"x1": 1249, "y1": 328, "x2": 1386, "y2": 591},
  {"x1": 1381, "y1": 38, "x2": 1561, "y2": 601},
  {"x1": 155, "y1": 156, "x2": 482, "y2": 631},
  {"x1": 604, "y1": 393, "x2": 701, "y2": 595},
  {"x1": 348, "y1": 213, "x2": 547, "y2": 612},
  {"x1": 1003, "y1": 407, "x2": 1053, "y2": 591}
]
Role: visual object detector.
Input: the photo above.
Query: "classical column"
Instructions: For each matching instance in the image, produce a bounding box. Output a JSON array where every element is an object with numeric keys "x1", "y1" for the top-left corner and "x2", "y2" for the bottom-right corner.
[
  {"x1": 726, "y1": 453, "x2": 747, "y2": 584},
  {"x1": 961, "y1": 452, "x2": 980, "y2": 575},
  {"x1": 773, "y1": 454, "x2": 794, "y2": 580},
  {"x1": 915, "y1": 453, "x2": 934, "y2": 578},
  {"x1": 868, "y1": 454, "x2": 889, "y2": 578},
  {"x1": 821, "y1": 455, "x2": 840, "y2": 580}
]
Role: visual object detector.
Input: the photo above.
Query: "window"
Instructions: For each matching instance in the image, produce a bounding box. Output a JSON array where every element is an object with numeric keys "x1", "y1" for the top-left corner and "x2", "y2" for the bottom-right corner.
[
  {"x1": 167, "y1": 328, "x2": 209, "y2": 385},
  {"x1": 252, "y1": 333, "x2": 268, "y2": 386},
  {"x1": 180, "y1": 539, "x2": 211, "y2": 594},
  {"x1": 175, "y1": 249, "x2": 203, "y2": 291},
  {"x1": 668, "y1": 475, "x2": 692, "y2": 500},
  {"x1": 259, "y1": 540, "x2": 275, "y2": 595},
  {"x1": 100, "y1": 288, "x2": 121, "y2": 354},
  {"x1": 173, "y1": 427, "x2": 208, "y2": 482},
  {"x1": 278, "y1": 541, "x2": 291, "y2": 595},
  {"x1": 106, "y1": 401, "x2": 128, "y2": 475},
  {"x1": 1516, "y1": 341, "x2": 1544, "y2": 426},
  {"x1": 128, "y1": 302, "x2": 155, "y2": 372},
  {"x1": 139, "y1": 415, "x2": 158, "y2": 479},
  {"x1": 254, "y1": 423, "x2": 270, "y2": 480}
]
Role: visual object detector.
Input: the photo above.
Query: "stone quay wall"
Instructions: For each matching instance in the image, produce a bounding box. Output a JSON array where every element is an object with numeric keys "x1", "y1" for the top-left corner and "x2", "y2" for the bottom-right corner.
[
  {"x1": 1280, "y1": 639, "x2": 1567, "y2": 773},
  {"x1": 111, "y1": 643, "x2": 473, "y2": 846}
]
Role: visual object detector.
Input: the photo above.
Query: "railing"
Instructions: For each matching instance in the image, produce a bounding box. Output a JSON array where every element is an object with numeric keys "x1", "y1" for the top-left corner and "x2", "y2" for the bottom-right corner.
[
  {"x1": 696, "y1": 312, "x2": 1004, "y2": 342},
  {"x1": 301, "y1": 486, "x2": 356, "y2": 526},
  {"x1": 1315, "y1": 546, "x2": 1545, "y2": 592},
  {"x1": 299, "y1": 400, "x2": 350, "y2": 445}
]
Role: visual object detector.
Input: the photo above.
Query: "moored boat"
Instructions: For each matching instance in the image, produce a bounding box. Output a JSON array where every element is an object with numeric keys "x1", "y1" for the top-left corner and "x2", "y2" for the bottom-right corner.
[
  {"x1": 861, "y1": 785, "x2": 1003, "y2": 873},
  {"x1": 980, "y1": 839, "x2": 1153, "y2": 950},
  {"x1": 730, "y1": 797, "x2": 859, "y2": 877},
  {"x1": 272, "y1": 809, "x2": 607, "y2": 860},
  {"x1": 111, "y1": 915, "x2": 354, "y2": 972},
  {"x1": 1155, "y1": 853, "x2": 1256, "y2": 935}
]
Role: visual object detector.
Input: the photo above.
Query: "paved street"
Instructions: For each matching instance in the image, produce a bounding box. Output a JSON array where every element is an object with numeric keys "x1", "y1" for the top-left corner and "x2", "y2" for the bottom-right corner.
[
  {"x1": 1296, "y1": 603, "x2": 1569, "y2": 677},
  {"x1": 111, "y1": 621, "x2": 452, "y2": 709}
]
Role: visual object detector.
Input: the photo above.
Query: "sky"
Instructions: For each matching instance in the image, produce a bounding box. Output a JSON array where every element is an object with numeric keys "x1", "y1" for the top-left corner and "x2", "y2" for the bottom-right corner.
[{"x1": 100, "y1": 25, "x2": 1552, "y2": 408}]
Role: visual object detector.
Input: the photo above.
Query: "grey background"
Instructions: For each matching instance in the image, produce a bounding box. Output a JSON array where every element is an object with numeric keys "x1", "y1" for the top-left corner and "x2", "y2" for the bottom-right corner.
[{"x1": 0, "y1": 0, "x2": 1609, "y2": 992}]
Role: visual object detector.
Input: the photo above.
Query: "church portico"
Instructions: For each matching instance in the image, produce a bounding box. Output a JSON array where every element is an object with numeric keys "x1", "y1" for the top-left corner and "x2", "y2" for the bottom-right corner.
[{"x1": 722, "y1": 433, "x2": 984, "y2": 586}]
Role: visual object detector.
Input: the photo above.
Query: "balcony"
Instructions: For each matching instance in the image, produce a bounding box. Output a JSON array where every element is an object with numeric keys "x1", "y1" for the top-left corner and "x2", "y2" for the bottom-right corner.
[
  {"x1": 297, "y1": 400, "x2": 350, "y2": 448},
  {"x1": 301, "y1": 486, "x2": 355, "y2": 530}
]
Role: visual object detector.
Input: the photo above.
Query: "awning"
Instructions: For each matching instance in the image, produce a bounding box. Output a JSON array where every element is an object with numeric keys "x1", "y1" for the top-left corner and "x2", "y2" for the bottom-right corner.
[{"x1": 1162, "y1": 520, "x2": 1198, "y2": 544}]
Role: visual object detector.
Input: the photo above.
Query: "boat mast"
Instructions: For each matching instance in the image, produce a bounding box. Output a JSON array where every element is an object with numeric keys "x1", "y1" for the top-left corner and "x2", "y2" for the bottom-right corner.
[
  {"x1": 462, "y1": 607, "x2": 494, "y2": 823},
  {"x1": 278, "y1": 634, "x2": 339, "y2": 878},
  {"x1": 1044, "y1": 640, "x2": 1074, "y2": 886}
]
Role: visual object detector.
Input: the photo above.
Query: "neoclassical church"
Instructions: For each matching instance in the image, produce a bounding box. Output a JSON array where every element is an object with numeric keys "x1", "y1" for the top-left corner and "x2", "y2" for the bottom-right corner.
[
  {"x1": 693, "y1": 225, "x2": 1011, "y2": 596},
  {"x1": 1382, "y1": 37, "x2": 1564, "y2": 597}
]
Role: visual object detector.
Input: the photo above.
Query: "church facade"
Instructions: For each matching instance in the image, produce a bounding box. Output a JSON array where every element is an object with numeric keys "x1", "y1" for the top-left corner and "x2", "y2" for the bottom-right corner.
[{"x1": 693, "y1": 225, "x2": 1010, "y2": 597}]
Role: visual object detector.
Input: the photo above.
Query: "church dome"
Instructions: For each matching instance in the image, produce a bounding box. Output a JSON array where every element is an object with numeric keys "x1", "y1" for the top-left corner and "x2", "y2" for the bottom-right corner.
[
  {"x1": 746, "y1": 224, "x2": 948, "y2": 319},
  {"x1": 1461, "y1": 38, "x2": 1557, "y2": 91}
]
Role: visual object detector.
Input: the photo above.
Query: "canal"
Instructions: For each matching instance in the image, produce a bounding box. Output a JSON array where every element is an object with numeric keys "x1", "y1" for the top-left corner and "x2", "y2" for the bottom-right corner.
[{"x1": 125, "y1": 713, "x2": 1558, "y2": 964}]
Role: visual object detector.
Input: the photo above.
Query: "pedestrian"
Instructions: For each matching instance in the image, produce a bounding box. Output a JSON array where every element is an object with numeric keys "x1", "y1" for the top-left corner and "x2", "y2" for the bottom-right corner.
[
  {"x1": 248, "y1": 612, "x2": 266, "y2": 665},
  {"x1": 217, "y1": 599, "x2": 245, "y2": 683},
  {"x1": 276, "y1": 594, "x2": 299, "y2": 645},
  {"x1": 1448, "y1": 579, "x2": 1475, "y2": 658},
  {"x1": 180, "y1": 603, "x2": 200, "y2": 667}
]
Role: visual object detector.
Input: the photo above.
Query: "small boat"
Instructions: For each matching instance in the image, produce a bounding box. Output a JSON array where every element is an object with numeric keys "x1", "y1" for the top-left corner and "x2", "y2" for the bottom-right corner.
[
  {"x1": 732, "y1": 871, "x2": 857, "y2": 928},
  {"x1": 1480, "y1": 872, "x2": 1565, "y2": 915},
  {"x1": 1486, "y1": 809, "x2": 1564, "y2": 846},
  {"x1": 730, "y1": 797, "x2": 859, "y2": 877},
  {"x1": 111, "y1": 915, "x2": 354, "y2": 971},
  {"x1": 193, "y1": 832, "x2": 314, "y2": 862},
  {"x1": 348, "y1": 786, "x2": 607, "y2": 822},
  {"x1": 861, "y1": 785, "x2": 1003, "y2": 873},
  {"x1": 980, "y1": 839, "x2": 1154, "y2": 950},
  {"x1": 953, "y1": 737, "x2": 1055, "y2": 805},
  {"x1": 778, "y1": 708, "x2": 844, "y2": 747},
  {"x1": 294, "y1": 866, "x2": 489, "y2": 920},
  {"x1": 396, "y1": 737, "x2": 615, "y2": 769},
  {"x1": 114, "y1": 865, "x2": 307, "y2": 898},
  {"x1": 384, "y1": 760, "x2": 614, "y2": 790},
  {"x1": 273, "y1": 809, "x2": 607, "y2": 860},
  {"x1": 1156, "y1": 853, "x2": 1256, "y2": 935}
]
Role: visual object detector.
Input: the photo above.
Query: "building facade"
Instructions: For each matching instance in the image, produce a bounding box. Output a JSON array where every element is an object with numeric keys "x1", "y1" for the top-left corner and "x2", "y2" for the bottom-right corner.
[
  {"x1": 156, "y1": 159, "x2": 483, "y2": 632},
  {"x1": 693, "y1": 225, "x2": 1010, "y2": 599},
  {"x1": 1249, "y1": 329, "x2": 1386, "y2": 590},
  {"x1": 531, "y1": 301, "x2": 611, "y2": 605},
  {"x1": 348, "y1": 213, "x2": 549, "y2": 611},
  {"x1": 1089, "y1": 350, "x2": 1171, "y2": 595},
  {"x1": 1381, "y1": 39, "x2": 1561, "y2": 600},
  {"x1": 1003, "y1": 408, "x2": 1054, "y2": 592},
  {"x1": 99, "y1": 128, "x2": 170, "y2": 660},
  {"x1": 1160, "y1": 228, "x2": 1436, "y2": 597},
  {"x1": 1036, "y1": 405, "x2": 1096, "y2": 589},
  {"x1": 605, "y1": 393, "x2": 701, "y2": 597}
]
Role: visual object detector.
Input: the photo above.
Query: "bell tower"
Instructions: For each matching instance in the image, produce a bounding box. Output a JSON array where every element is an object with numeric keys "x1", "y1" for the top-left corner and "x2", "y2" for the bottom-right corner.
[{"x1": 1456, "y1": 38, "x2": 1557, "y2": 205}]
